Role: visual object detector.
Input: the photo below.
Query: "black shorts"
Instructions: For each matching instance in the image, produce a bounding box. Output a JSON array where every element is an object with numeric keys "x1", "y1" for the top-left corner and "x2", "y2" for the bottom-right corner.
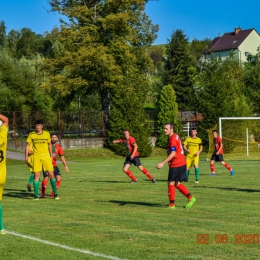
[
  {"x1": 123, "y1": 156, "x2": 142, "y2": 167},
  {"x1": 168, "y1": 165, "x2": 187, "y2": 182},
  {"x1": 211, "y1": 154, "x2": 224, "y2": 162},
  {"x1": 43, "y1": 166, "x2": 61, "y2": 178}
]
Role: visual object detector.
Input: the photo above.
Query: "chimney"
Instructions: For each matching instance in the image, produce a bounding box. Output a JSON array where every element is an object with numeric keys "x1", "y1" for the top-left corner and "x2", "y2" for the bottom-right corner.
[{"x1": 234, "y1": 27, "x2": 242, "y2": 35}]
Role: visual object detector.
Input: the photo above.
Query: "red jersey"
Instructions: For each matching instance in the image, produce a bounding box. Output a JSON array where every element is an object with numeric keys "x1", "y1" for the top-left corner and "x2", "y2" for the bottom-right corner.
[
  {"x1": 52, "y1": 143, "x2": 64, "y2": 166},
  {"x1": 214, "y1": 136, "x2": 223, "y2": 154},
  {"x1": 120, "y1": 136, "x2": 139, "y2": 157},
  {"x1": 167, "y1": 133, "x2": 186, "y2": 168}
]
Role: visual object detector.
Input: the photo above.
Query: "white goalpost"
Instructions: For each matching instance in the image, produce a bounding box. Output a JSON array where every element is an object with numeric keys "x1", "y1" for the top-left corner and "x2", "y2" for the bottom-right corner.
[{"x1": 219, "y1": 117, "x2": 260, "y2": 156}]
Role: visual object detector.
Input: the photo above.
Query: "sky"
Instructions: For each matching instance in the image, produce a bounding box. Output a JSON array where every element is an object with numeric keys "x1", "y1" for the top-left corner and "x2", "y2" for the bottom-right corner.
[{"x1": 1, "y1": 0, "x2": 260, "y2": 45}]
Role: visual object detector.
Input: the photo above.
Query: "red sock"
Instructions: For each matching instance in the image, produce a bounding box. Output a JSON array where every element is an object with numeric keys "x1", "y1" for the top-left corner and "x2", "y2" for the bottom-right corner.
[
  {"x1": 56, "y1": 180, "x2": 61, "y2": 190},
  {"x1": 141, "y1": 168, "x2": 153, "y2": 180},
  {"x1": 168, "y1": 185, "x2": 175, "y2": 206},
  {"x1": 223, "y1": 163, "x2": 232, "y2": 171},
  {"x1": 210, "y1": 164, "x2": 215, "y2": 173},
  {"x1": 176, "y1": 184, "x2": 192, "y2": 199},
  {"x1": 125, "y1": 170, "x2": 137, "y2": 181},
  {"x1": 41, "y1": 180, "x2": 47, "y2": 195}
]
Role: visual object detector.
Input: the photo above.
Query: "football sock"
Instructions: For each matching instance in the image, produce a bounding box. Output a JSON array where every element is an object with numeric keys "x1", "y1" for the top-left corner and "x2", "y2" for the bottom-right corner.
[
  {"x1": 125, "y1": 170, "x2": 137, "y2": 181},
  {"x1": 176, "y1": 184, "x2": 192, "y2": 199},
  {"x1": 0, "y1": 204, "x2": 4, "y2": 230},
  {"x1": 195, "y1": 168, "x2": 200, "y2": 181},
  {"x1": 186, "y1": 170, "x2": 189, "y2": 179},
  {"x1": 50, "y1": 178, "x2": 58, "y2": 195},
  {"x1": 210, "y1": 164, "x2": 215, "y2": 173},
  {"x1": 168, "y1": 184, "x2": 175, "y2": 206},
  {"x1": 28, "y1": 174, "x2": 34, "y2": 185},
  {"x1": 33, "y1": 180, "x2": 40, "y2": 198},
  {"x1": 56, "y1": 180, "x2": 61, "y2": 190},
  {"x1": 41, "y1": 180, "x2": 48, "y2": 195},
  {"x1": 141, "y1": 168, "x2": 153, "y2": 180},
  {"x1": 223, "y1": 163, "x2": 232, "y2": 171}
]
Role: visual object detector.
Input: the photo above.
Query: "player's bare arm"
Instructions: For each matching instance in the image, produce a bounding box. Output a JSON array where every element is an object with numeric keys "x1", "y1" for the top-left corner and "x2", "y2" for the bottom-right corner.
[
  {"x1": 195, "y1": 145, "x2": 203, "y2": 156},
  {"x1": 25, "y1": 142, "x2": 31, "y2": 162},
  {"x1": 112, "y1": 140, "x2": 120, "y2": 144},
  {"x1": 183, "y1": 144, "x2": 190, "y2": 154},
  {"x1": 216, "y1": 143, "x2": 223, "y2": 155},
  {"x1": 130, "y1": 143, "x2": 138, "y2": 159},
  {"x1": 156, "y1": 151, "x2": 176, "y2": 169},
  {"x1": 61, "y1": 155, "x2": 69, "y2": 173},
  {"x1": 0, "y1": 114, "x2": 8, "y2": 127}
]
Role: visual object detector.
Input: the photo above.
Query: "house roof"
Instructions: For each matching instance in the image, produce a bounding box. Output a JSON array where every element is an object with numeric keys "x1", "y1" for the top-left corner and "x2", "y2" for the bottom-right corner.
[{"x1": 202, "y1": 28, "x2": 255, "y2": 54}]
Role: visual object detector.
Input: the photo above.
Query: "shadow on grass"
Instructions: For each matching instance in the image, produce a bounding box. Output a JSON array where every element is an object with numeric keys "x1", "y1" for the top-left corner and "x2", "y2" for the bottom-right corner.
[
  {"x1": 108, "y1": 200, "x2": 162, "y2": 207},
  {"x1": 3, "y1": 188, "x2": 34, "y2": 199},
  {"x1": 89, "y1": 179, "x2": 166, "y2": 183},
  {"x1": 194, "y1": 185, "x2": 260, "y2": 193}
]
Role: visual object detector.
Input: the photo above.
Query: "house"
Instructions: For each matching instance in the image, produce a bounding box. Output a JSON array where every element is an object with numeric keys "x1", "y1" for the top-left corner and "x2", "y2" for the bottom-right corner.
[{"x1": 201, "y1": 27, "x2": 260, "y2": 63}]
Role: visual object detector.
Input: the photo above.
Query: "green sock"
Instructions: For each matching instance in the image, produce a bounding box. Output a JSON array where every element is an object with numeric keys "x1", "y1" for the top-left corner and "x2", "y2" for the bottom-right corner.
[
  {"x1": 186, "y1": 170, "x2": 189, "y2": 180},
  {"x1": 195, "y1": 168, "x2": 200, "y2": 181},
  {"x1": 33, "y1": 181, "x2": 39, "y2": 198},
  {"x1": 28, "y1": 174, "x2": 34, "y2": 185},
  {"x1": 0, "y1": 204, "x2": 4, "y2": 230},
  {"x1": 50, "y1": 178, "x2": 57, "y2": 195}
]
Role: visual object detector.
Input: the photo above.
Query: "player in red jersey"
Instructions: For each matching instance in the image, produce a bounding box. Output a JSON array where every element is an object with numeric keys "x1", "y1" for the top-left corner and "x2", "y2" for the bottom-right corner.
[
  {"x1": 210, "y1": 130, "x2": 235, "y2": 176},
  {"x1": 113, "y1": 129, "x2": 155, "y2": 183},
  {"x1": 156, "y1": 122, "x2": 196, "y2": 209},
  {"x1": 40, "y1": 133, "x2": 69, "y2": 198}
]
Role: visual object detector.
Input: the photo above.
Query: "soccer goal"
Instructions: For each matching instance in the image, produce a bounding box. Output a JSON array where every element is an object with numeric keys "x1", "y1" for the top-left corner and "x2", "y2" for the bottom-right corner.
[{"x1": 218, "y1": 117, "x2": 260, "y2": 157}]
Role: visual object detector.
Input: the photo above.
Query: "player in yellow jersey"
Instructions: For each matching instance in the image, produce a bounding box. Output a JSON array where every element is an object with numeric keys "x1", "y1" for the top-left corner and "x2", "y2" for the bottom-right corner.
[
  {"x1": 25, "y1": 120, "x2": 59, "y2": 200},
  {"x1": 183, "y1": 128, "x2": 203, "y2": 183},
  {"x1": 0, "y1": 114, "x2": 8, "y2": 234}
]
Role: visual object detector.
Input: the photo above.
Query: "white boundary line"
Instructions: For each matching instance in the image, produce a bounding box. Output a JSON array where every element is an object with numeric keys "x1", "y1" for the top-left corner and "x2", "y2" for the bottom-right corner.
[{"x1": 6, "y1": 230, "x2": 128, "y2": 260}]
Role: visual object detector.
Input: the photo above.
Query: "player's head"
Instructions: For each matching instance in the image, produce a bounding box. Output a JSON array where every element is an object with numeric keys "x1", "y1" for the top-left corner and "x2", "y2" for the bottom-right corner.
[
  {"x1": 35, "y1": 119, "x2": 44, "y2": 132},
  {"x1": 51, "y1": 133, "x2": 59, "y2": 144},
  {"x1": 123, "y1": 129, "x2": 130, "y2": 139},
  {"x1": 212, "y1": 130, "x2": 218, "y2": 138},
  {"x1": 164, "y1": 122, "x2": 174, "y2": 136},
  {"x1": 191, "y1": 128, "x2": 197, "y2": 137}
]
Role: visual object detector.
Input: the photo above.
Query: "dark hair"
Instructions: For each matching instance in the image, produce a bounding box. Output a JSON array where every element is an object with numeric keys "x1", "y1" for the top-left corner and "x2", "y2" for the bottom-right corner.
[
  {"x1": 35, "y1": 119, "x2": 44, "y2": 125},
  {"x1": 124, "y1": 129, "x2": 130, "y2": 133},
  {"x1": 51, "y1": 133, "x2": 58, "y2": 138},
  {"x1": 165, "y1": 122, "x2": 174, "y2": 130},
  {"x1": 212, "y1": 129, "x2": 218, "y2": 133}
]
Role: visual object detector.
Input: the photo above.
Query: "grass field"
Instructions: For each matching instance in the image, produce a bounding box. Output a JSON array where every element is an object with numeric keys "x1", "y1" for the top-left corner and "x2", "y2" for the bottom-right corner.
[{"x1": 1, "y1": 149, "x2": 260, "y2": 260}]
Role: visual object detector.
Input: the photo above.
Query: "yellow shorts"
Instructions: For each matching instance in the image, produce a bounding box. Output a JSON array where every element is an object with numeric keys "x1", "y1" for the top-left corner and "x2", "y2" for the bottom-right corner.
[
  {"x1": 33, "y1": 155, "x2": 53, "y2": 173},
  {"x1": 0, "y1": 165, "x2": 6, "y2": 200},
  {"x1": 186, "y1": 154, "x2": 199, "y2": 168}
]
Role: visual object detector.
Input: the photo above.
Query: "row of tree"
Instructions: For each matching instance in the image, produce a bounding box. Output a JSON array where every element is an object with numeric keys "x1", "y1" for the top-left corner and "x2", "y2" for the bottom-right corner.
[{"x1": 1, "y1": 0, "x2": 260, "y2": 155}]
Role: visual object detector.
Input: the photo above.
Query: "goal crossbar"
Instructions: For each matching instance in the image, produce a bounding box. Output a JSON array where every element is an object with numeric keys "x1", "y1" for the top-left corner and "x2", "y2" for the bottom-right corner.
[{"x1": 219, "y1": 117, "x2": 260, "y2": 137}]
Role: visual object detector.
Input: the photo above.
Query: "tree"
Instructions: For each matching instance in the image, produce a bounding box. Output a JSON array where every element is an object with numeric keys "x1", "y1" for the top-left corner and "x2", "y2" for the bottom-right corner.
[
  {"x1": 43, "y1": 0, "x2": 158, "y2": 130},
  {"x1": 148, "y1": 45, "x2": 165, "y2": 75},
  {"x1": 196, "y1": 53, "x2": 252, "y2": 131},
  {"x1": 189, "y1": 37, "x2": 211, "y2": 63},
  {"x1": 162, "y1": 29, "x2": 196, "y2": 111},
  {"x1": 108, "y1": 74, "x2": 153, "y2": 156},
  {"x1": 156, "y1": 84, "x2": 180, "y2": 148},
  {"x1": 243, "y1": 52, "x2": 260, "y2": 114},
  {"x1": 0, "y1": 21, "x2": 6, "y2": 48}
]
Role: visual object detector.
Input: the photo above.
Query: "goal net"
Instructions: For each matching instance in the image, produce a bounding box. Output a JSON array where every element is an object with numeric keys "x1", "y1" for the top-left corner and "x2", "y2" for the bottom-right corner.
[{"x1": 207, "y1": 117, "x2": 260, "y2": 159}]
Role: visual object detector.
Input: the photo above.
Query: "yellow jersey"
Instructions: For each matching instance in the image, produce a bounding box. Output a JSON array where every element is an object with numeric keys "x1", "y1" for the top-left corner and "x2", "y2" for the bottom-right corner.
[
  {"x1": 0, "y1": 125, "x2": 7, "y2": 172},
  {"x1": 26, "y1": 130, "x2": 51, "y2": 158},
  {"x1": 183, "y1": 136, "x2": 202, "y2": 155}
]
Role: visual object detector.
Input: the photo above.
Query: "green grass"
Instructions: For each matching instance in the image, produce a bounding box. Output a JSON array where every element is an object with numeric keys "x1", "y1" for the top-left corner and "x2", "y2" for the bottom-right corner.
[{"x1": 1, "y1": 152, "x2": 260, "y2": 259}]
